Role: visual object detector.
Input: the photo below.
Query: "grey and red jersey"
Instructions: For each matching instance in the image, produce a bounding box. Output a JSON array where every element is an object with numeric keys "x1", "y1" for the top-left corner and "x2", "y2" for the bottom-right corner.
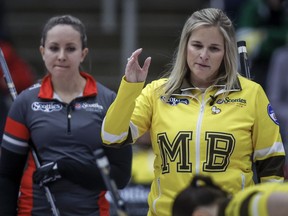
[{"x1": 0, "y1": 72, "x2": 131, "y2": 216}]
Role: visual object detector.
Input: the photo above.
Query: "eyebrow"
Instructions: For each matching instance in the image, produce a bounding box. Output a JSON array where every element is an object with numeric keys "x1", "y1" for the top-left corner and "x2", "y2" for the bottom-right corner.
[
  {"x1": 190, "y1": 40, "x2": 223, "y2": 47},
  {"x1": 47, "y1": 42, "x2": 77, "y2": 46}
]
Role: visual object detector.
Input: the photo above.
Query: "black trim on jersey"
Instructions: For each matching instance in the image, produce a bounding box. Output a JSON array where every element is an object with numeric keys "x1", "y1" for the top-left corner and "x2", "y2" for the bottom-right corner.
[
  {"x1": 103, "y1": 127, "x2": 134, "y2": 148},
  {"x1": 255, "y1": 155, "x2": 285, "y2": 182},
  {"x1": 239, "y1": 191, "x2": 258, "y2": 216}
]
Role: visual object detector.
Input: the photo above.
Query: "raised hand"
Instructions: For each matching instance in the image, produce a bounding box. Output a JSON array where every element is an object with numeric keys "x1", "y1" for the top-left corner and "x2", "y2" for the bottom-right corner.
[{"x1": 125, "y1": 48, "x2": 151, "y2": 83}]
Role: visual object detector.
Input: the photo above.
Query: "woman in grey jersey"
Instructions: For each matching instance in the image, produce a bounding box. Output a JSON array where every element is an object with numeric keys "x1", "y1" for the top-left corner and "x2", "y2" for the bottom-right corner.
[{"x1": 0, "y1": 15, "x2": 132, "y2": 216}]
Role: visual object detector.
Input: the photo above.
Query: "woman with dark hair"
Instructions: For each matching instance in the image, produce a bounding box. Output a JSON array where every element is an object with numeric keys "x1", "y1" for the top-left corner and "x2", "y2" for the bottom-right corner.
[
  {"x1": 173, "y1": 175, "x2": 288, "y2": 216},
  {"x1": 0, "y1": 15, "x2": 132, "y2": 215}
]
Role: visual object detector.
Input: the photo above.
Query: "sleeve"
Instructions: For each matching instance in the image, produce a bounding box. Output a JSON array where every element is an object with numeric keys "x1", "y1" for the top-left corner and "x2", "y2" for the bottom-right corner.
[
  {"x1": 225, "y1": 184, "x2": 268, "y2": 216},
  {"x1": 0, "y1": 148, "x2": 28, "y2": 215},
  {"x1": 104, "y1": 144, "x2": 132, "y2": 189},
  {"x1": 252, "y1": 85, "x2": 285, "y2": 182},
  {"x1": 101, "y1": 76, "x2": 146, "y2": 145},
  {"x1": 225, "y1": 183, "x2": 288, "y2": 216},
  {"x1": 57, "y1": 145, "x2": 132, "y2": 190},
  {"x1": 0, "y1": 93, "x2": 31, "y2": 215}
]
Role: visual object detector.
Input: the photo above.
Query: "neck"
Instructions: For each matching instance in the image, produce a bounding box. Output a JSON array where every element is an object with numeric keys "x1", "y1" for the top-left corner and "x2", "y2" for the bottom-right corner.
[{"x1": 52, "y1": 73, "x2": 86, "y2": 103}]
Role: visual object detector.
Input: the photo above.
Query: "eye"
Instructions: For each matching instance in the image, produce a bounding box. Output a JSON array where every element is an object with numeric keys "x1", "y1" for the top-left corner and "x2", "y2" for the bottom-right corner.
[
  {"x1": 49, "y1": 46, "x2": 59, "y2": 52},
  {"x1": 209, "y1": 46, "x2": 221, "y2": 52},
  {"x1": 66, "y1": 47, "x2": 76, "y2": 52},
  {"x1": 191, "y1": 43, "x2": 203, "y2": 49}
]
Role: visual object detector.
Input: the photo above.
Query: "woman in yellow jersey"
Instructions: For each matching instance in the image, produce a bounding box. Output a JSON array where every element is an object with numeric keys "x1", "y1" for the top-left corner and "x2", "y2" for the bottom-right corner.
[{"x1": 101, "y1": 8, "x2": 285, "y2": 216}]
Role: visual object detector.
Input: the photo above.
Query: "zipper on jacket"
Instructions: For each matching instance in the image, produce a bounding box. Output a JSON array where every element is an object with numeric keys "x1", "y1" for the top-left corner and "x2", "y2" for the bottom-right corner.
[
  {"x1": 195, "y1": 96, "x2": 206, "y2": 174},
  {"x1": 241, "y1": 173, "x2": 246, "y2": 190},
  {"x1": 152, "y1": 177, "x2": 161, "y2": 214},
  {"x1": 67, "y1": 104, "x2": 72, "y2": 134}
]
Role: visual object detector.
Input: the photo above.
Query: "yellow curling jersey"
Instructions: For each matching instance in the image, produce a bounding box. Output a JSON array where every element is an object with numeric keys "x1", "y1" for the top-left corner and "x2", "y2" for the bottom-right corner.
[
  {"x1": 226, "y1": 182, "x2": 288, "y2": 216},
  {"x1": 102, "y1": 75, "x2": 285, "y2": 216}
]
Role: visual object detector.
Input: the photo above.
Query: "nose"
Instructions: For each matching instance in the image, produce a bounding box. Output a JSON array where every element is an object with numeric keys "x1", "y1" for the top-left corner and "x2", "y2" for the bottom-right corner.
[
  {"x1": 200, "y1": 49, "x2": 209, "y2": 60},
  {"x1": 58, "y1": 49, "x2": 66, "y2": 61}
]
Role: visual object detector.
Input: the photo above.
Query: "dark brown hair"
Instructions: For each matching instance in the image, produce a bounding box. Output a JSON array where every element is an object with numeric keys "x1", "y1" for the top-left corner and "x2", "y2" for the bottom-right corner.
[
  {"x1": 40, "y1": 15, "x2": 87, "y2": 49},
  {"x1": 172, "y1": 175, "x2": 230, "y2": 216}
]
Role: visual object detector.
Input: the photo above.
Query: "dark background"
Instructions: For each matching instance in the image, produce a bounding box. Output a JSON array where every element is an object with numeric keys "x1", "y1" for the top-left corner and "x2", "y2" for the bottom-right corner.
[{"x1": 3, "y1": 0, "x2": 208, "y2": 92}]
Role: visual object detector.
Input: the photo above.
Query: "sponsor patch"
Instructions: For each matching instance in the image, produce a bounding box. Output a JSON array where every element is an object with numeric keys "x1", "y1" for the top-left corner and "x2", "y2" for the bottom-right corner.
[
  {"x1": 32, "y1": 102, "x2": 63, "y2": 112},
  {"x1": 160, "y1": 96, "x2": 189, "y2": 106},
  {"x1": 216, "y1": 96, "x2": 246, "y2": 107},
  {"x1": 267, "y1": 104, "x2": 279, "y2": 125},
  {"x1": 74, "y1": 102, "x2": 103, "y2": 112}
]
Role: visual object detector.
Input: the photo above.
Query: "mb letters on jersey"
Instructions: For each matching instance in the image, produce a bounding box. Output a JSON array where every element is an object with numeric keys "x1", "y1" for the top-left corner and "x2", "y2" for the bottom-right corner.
[{"x1": 155, "y1": 93, "x2": 279, "y2": 175}]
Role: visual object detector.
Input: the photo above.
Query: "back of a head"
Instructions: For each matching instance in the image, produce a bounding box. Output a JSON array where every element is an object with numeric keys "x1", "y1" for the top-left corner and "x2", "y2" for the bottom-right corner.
[{"x1": 172, "y1": 175, "x2": 229, "y2": 216}]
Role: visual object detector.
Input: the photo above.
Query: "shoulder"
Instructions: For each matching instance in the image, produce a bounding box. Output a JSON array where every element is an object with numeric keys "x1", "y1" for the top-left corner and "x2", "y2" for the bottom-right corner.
[
  {"x1": 144, "y1": 78, "x2": 167, "y2": 90},
  {"x1": 95, "y1": 82, "x2": 116, "y2": 108},
  {"x1": 140, "y1": 78, "x2": 167, "y2": 98},
  {"x1": 16, "y1": 83, "x2": 41, "y2": 100},
  {"x1": 96, "y1": 82, "x2": 116, "y2": 95},
  {"x1": 237, "y1": 75, "x2": 263, "y2": 91},
  {"x1": 96, "y1": 81, "x2": 116, "y2": 98}
]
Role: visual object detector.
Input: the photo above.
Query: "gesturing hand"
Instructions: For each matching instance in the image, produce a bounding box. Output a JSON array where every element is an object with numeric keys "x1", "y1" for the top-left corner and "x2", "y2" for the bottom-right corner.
[{"x1": 125, "y1": 48, "x2": 151, "y2": 83}]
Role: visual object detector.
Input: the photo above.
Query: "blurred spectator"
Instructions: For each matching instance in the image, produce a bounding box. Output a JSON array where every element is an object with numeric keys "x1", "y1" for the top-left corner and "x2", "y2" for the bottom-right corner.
[
  {"x1": 0, "y1": 40, "x2": 36, "y2": 144},
  {"x1": 223, "y1": 0, "x2": 247, "y2": 23},
  {"x1": 266, "y1": 46, "x2": 288, "y2": 171},
  {"x1": 0, "y1": 0, "x2": 35, "y2": 144},
  {"x1": 236, "y1": 0, "x2": 288, "y2": 90}
]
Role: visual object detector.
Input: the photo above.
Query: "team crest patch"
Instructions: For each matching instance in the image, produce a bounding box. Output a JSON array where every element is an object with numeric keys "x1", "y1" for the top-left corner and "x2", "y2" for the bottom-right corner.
[
  {"x1": 267, "y1": 104, "x2": 279, "y2": 125},
  {"x1": 160, "y1": 96, "x2": 189, "y2": 106}
]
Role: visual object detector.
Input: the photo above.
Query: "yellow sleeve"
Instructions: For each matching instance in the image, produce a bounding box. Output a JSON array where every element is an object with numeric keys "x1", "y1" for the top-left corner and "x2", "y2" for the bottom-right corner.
[
  {"x1": 252, "y1": 84, "x2": 285, "y2": 182},
  {"x1": 101, "y1": 76, "x2": 145, "y2": 145}
]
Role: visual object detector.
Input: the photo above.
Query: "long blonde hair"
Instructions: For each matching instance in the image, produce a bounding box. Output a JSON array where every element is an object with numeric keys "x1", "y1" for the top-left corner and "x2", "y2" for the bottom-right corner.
[{"x1": 161, "y1": 8, "x2": 239, "y2": 98}]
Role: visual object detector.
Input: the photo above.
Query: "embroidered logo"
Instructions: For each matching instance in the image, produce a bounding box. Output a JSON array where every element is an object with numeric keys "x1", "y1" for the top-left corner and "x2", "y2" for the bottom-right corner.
[
  {"x1": 267, "y1": 104, "x2": 279, "y2": 125},
  {"x1": 74, "y1": 102, "x2": 103, "y2": 112},
  {"x1": 32, "y1": 102, "x2": 63, "y2": 112},
  {"x1": 160, "y1": 96, "x2": 189, "y2": 106},
  {"x1": 211, "y1": 106, "x2": 221, "y2": 114},
  {"x1": 216, "y1": 97, "x2": 246, "y2": 107}
]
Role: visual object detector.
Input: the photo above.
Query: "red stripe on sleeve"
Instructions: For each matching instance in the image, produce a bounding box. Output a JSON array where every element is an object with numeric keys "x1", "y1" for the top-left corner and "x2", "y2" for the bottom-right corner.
[
  {"x1": 5, "y1": 117, "x2": 30, "y2": 140},
  {"x1": 98, "y1": 191, "x2": 110, "y2": 216}
]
